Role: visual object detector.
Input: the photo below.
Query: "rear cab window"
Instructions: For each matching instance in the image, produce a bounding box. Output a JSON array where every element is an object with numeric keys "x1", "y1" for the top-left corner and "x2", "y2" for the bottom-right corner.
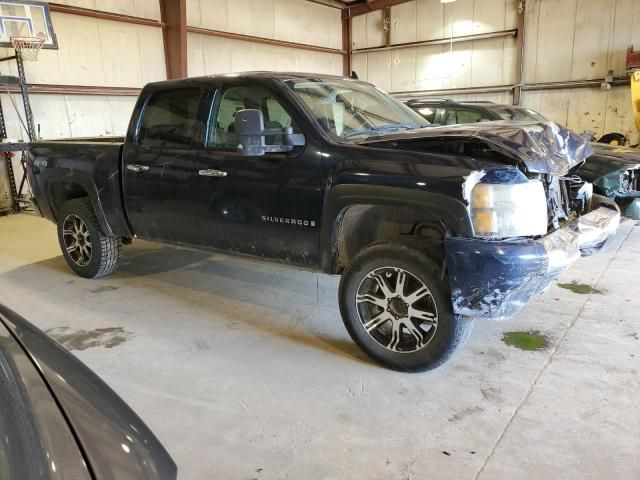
[
  {"x1": 442, "y1": 108, "x2": 494, "y2": 125},
  {"x1": 412, "y1": 105, "x2": 438, "y2": 123},
  {"x1": 138, "y1": 88, "x2": 203, "y2": 147}
]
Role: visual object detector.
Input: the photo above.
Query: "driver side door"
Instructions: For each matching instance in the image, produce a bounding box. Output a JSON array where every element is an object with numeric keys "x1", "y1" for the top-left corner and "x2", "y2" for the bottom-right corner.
[{"x1": 190, "y1": 82, "x2": 325, "y2": 266}]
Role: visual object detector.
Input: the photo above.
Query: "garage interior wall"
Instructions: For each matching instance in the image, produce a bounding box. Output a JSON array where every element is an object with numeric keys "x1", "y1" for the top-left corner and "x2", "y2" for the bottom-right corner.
[
  {"x1": 351, "y1": 0, "x2": 640, "y2": 144},
  {"x1": 0, "y1": 0, "x2": 637, "y2": 143},
  {"x1": 0, "y1": 0, "x2": 342, "y2": 142},
  {"x1": 186, "y1": 0, "x2": 343, "y2": 76},
  {"x1": 0, "y1": 1, "x2": 166, "y2": 140}
]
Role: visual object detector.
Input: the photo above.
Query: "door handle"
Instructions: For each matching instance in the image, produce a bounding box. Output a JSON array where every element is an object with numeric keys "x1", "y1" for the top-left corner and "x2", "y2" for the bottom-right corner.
[
  {"x1": 127, "y1": 164, "x2": 149, "y2": 173},
  {"x1": 199, "y1": 169, "x2": 228, "y2": 177}
]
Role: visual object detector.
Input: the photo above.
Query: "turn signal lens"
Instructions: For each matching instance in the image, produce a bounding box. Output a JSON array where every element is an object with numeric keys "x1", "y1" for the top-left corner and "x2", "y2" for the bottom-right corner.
[
  {"x1": 471, "y1": 184, "x2": 492, "y2": 208},
  {"x1": 470, "y1": 181, "x2": 547, "y2": 238},
  {"x1": 472, "y1": 209, "x2": 498, "y2": 234}
]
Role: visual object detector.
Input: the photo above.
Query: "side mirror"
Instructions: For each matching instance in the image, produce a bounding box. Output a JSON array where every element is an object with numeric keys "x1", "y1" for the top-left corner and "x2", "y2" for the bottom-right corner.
[{"x1": 235, "y1": 109, "x2": 305, "y2": 156}]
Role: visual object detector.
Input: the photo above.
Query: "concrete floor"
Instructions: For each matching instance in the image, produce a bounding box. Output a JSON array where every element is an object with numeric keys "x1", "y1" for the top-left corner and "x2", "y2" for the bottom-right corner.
[{"x1": 1, "y1": 212, "x2": 639, "y2": 480}]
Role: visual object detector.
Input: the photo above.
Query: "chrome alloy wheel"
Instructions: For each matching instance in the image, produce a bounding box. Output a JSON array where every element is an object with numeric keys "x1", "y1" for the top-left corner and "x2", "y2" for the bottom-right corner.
[
  {"x1": 62, "y1": 214, "x2": 92, "y2": 267},
  {"x1": 356, "y1": 267, "x2": 438, "y2": 353}
]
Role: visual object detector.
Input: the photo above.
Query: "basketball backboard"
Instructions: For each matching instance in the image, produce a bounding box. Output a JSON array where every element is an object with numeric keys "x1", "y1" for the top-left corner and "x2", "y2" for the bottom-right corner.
[{"x1": 0, "y1": 0, "x2": 56, "y2": 49}]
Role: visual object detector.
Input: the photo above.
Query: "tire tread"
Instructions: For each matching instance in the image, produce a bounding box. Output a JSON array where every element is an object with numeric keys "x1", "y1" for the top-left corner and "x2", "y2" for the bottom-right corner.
[
  {"x1": 339, "y1": 240, "x2": 474, "y2": 372},
  {"x1": 58, "y1": 198, "x2": 122, "y2": 278}
]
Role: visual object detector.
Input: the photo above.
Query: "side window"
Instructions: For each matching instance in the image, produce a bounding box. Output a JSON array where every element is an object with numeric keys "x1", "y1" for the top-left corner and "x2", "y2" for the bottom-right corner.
[
  {"x1": 456, "y1": 109, "x2": 490, "y2": 123},
  {"x1": 138, "y1": 88, "x2": 202, "y2": 147},
  {"x1": 413, "y1": 105, "x2": 437, "y2": 123},
  {"x1": 208, "y1": 84, "x2": 299, "y2": 150},
  {"x1": 442, "y1": 109, "x2": 458, "y2": 125}
]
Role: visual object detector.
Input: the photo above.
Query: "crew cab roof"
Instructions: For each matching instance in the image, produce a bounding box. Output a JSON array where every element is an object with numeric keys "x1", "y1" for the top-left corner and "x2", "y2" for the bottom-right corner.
[{"x1": 143, "y1": 71, "x2": 354, "y2": 89}]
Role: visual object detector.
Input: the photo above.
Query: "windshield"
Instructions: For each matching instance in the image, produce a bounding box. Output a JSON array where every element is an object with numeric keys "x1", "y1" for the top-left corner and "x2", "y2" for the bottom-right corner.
[
  {"x1": 284, "y1": 78, "x2": 429, "y2": 139},
  {"x1": 494, "y1": 107, "x2": 548, "y2": 122}
]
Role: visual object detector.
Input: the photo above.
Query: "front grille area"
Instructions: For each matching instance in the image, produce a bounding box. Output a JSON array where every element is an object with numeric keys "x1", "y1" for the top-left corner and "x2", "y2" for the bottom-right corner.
[
  {"x1": 541, "y1": 174, "x2": 589, "y2": 232},
  {"x1": 564, "y1": 176, "x2": 591, "y2": 214}
]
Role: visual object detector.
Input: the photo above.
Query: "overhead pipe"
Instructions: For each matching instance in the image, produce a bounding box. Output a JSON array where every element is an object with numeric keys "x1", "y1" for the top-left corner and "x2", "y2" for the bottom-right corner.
[{"x1": 352, "y1": 29, "x2": 518, "y2": 54}]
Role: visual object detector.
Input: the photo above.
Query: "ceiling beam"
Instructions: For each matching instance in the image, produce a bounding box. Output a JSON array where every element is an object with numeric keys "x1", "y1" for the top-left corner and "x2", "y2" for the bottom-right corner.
[
  {"x1": 344, "y1": 0, "x2": 413, "y2": 18},
  {"x1": 305, "y1": 0, "x2": 344, "y2": 8},
  {"x1": 49, "y1": 3, "x2": 164, "y2": 27}
]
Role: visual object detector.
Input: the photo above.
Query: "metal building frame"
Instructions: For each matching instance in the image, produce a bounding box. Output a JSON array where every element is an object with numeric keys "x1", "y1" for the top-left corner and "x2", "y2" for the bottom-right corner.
[{"x1": 0, "y1": 49, "x2": 37, "y2": 213}]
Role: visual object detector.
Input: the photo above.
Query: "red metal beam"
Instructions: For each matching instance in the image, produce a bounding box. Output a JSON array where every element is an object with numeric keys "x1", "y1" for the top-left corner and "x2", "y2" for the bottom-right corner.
[
  {"x1": 187, "y1": 26, "x2": 345, "y2": 56},
  {"x1": 159, "y1": 0, "x2": 187, "y2": 80},
  {"x1": 342, "y1": 10, "x2": 352, "y2": 76},
  {"x1": 4, "y1": 84, "x2": 141, "y2": 96},
  {"x1": 344, "y1": 0, "x2": 413, "y2": 18},
  {"x1": 49, "y1": 3, "x2": 164, "y2": 27}
]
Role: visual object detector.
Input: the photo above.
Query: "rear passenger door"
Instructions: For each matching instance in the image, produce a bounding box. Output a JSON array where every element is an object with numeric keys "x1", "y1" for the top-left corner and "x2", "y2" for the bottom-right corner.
[{"x1": 123, "y1": 87, "x2": 206, "y2": 244}]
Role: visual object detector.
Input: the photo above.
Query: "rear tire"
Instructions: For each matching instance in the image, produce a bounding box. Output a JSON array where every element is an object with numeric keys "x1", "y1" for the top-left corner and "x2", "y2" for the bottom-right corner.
[
  {"x1": 339, "y1": 242, "x2": 473, "y2": 372},
  {"x1": 57, "y1": 198, "x2": 121, "y2": 278}
]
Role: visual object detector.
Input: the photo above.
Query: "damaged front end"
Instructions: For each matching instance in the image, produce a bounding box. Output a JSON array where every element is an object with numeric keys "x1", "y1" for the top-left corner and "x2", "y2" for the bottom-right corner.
[
  {"x1": 443, "y1": 123, "x2": 620, "y2": 320},
  {"x1": 445, "y1": 194, "x2": 619, "y2": 319}
]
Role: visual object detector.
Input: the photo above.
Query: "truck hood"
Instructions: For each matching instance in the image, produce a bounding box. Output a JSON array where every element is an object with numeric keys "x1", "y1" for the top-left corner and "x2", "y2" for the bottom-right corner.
[{"x1": 359, "y1": 120, "x2": 592, "y2": 176}]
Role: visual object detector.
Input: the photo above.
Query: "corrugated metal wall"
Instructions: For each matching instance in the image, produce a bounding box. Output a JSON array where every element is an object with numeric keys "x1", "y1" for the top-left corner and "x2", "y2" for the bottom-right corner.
[
  {"x1": 186, "y1": 0, "x2": 343, "y2": 76},
  {"x1": 0, "y1": 0, "x2": 636, "y2": 143},
  {"x1": 0, "y1": 6, "x2": 165, "y2": 140},
  {"x1": 0, "y1": 0, "x2": 342, "y2": 141},
  {"x1": 352, "y1": 0, "x2": 640, "y2": 143},
  {"x1": 352, "y1": 0, "x2": 517, "y2": 92},
  {"x1": 521, "y1": 0, "x2": 640, "y2": 142}
]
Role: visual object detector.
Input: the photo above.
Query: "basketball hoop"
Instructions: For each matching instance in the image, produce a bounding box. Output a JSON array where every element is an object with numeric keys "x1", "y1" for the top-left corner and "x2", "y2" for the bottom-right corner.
[{"x1": 10, "y1": 34, "x2": 46, "y2": 61}]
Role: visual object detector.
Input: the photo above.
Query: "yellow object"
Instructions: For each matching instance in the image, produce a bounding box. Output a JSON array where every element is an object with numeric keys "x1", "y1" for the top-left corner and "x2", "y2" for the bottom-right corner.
[
  {"x1": 472, "y1": 210, "x2": 497, "y2": 234},
  {"x1": 633, "y1": 71, "x2": 640, "y2": 134},
  {"x1": 471, "y1": 184, "x2": 492, "y2": 208}
]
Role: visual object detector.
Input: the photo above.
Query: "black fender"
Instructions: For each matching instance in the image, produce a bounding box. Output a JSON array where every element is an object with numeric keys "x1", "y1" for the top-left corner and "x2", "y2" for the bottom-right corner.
[
  {"x1": 319, "y1": 184, "x2": 473, "y2": 273},
  {"x1": 42, "y1": 169, "x2": 131, "y2": 237}
]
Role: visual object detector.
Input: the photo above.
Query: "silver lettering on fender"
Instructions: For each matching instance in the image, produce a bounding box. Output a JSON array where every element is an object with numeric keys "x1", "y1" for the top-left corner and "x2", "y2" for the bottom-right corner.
[{"x1": 262, "y1": 216, "x2": 317, "y2": 227}]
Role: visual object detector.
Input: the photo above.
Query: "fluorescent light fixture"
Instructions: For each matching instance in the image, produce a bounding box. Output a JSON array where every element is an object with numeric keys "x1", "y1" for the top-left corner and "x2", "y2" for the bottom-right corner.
[{"x1": 441, "y1": 0, "x2": 456, "y2": 3}]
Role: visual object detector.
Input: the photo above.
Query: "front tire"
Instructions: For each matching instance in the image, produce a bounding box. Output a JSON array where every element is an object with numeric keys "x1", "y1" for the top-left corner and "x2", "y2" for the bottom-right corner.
[
  {"x1": 339, "y1": 242, "x2": 473, "y2": 372},
  {"x1": 57, "y1": 198, "x2": 121, "y2": 278}
]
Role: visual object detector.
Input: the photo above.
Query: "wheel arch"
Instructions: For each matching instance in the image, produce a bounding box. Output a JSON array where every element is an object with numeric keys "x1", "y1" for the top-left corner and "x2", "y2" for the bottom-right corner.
[
  {"x1": 320, "y1": 184, "x2": 473, "y2": 274},
  {"x1": 46, "y1": 172, "x2": 113, "y2": 236}
]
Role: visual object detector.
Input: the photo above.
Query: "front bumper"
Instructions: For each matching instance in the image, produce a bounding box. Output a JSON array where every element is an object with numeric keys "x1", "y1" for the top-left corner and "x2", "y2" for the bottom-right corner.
[{"x1": 444, "y1": 196, "x2": 620, "y2": 319}]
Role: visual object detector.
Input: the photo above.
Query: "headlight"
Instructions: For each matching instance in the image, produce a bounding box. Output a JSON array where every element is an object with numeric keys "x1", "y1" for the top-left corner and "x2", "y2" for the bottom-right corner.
[{"x1": 470, "y1": 181, "x2": 548, "y2": 238}]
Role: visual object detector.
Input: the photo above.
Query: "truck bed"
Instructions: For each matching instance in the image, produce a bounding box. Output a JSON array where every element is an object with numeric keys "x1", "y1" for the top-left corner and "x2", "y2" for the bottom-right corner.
[{"x1": 27, "y1": 138, "x2": 131, "y2": 237}]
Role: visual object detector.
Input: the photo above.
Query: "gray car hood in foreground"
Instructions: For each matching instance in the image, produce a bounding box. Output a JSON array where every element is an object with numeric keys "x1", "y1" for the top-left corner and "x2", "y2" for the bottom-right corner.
[
  {"x1": 361, "y1": 121, "x2": 592, "y2": 176},
  {"x1": 0, "y1": 304, "x2": 177, "y2": 480}
]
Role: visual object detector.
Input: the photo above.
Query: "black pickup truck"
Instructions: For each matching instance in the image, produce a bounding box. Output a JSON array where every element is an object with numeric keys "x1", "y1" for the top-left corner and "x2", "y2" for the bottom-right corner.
[{"x1": 26, "y1": 72, "x2": 621, "y2": 372}]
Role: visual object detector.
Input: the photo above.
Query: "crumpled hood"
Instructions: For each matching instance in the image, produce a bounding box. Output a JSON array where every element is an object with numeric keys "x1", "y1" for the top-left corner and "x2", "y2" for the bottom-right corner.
[{"x1": 360, "y1": 120, "x2": 593, "y2": 176}]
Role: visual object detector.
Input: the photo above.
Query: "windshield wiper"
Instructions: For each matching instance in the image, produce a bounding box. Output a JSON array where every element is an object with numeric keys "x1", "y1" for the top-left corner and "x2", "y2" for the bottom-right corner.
[{"x1": 343, "y1": 124, "x2": 416, "y2": 139}]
